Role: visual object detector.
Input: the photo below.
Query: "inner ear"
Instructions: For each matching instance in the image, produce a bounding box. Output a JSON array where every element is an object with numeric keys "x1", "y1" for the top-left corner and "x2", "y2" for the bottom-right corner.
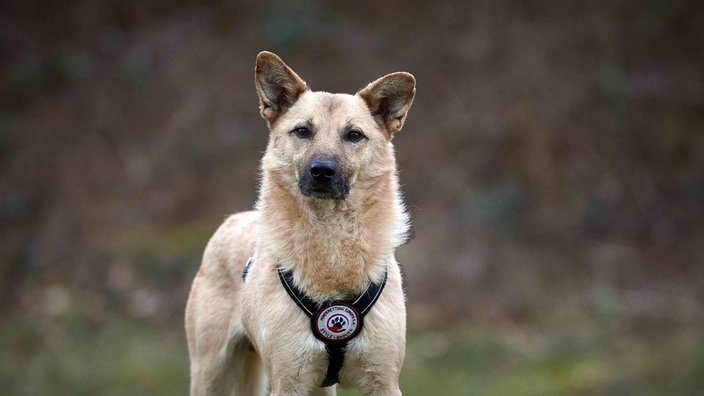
[
  {"x1": 255, "y1": 51, "x2": 309, "y2": 124},
  {"x1": 357, "y1": 72, "x2": 416, "y2": 137}
]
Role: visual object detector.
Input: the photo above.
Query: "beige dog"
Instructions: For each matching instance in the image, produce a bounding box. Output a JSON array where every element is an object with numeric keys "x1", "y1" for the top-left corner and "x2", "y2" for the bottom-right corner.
[{"x1": 185, "y1": 51, "x2": 415, "y2": 395}]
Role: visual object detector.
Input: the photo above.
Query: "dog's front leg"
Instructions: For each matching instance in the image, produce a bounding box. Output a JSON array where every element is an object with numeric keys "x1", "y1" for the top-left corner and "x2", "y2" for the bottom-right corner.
[
  {"x1": 267, "y1": 362, "x2": 337, "y2": 396},
  {"x1": 263, "y1": 344, "x2": 336, "y2": 396},
  {"x1": 311, "y1": 386, "x2": 338, "y2": 396},
  {"x1": 361, "y1": 385, "x2": 402, "y2": 396},
  {"x1": 354, "y1": 365, "x2": 403, "y2": 396},
  {"x1": 268, "y1": 384, "x2": 336, "y2": 396}
]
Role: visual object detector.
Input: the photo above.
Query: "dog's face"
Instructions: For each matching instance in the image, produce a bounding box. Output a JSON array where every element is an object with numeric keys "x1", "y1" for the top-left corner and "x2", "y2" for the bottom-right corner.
[{"x1": 255, "y1": 52, "x2": 415, "y2": 201}]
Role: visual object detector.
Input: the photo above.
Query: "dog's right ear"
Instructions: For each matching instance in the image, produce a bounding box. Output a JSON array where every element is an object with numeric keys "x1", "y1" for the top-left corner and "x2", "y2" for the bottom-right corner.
[
  {"x1": 357, "y1": 72, "x2": 415, "y2": 139},
  {"x1": 255, "y1": 51, "x2": 309, "y2": 125}
]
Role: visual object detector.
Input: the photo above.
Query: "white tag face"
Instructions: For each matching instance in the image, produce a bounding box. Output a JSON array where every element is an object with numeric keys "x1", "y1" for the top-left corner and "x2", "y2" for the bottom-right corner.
[{"x1": 314, "y1": 304, "x2": 361, "y2": 342}]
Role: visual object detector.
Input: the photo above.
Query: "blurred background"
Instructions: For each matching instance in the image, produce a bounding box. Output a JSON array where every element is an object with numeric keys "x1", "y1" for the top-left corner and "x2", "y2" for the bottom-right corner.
[{"x1": 2, "y1": 0, "x2": 703, "y2": 394}]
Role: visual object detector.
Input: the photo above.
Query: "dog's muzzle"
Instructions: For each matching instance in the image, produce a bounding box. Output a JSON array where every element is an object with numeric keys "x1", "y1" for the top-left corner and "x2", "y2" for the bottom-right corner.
[{"x1": 299, "y1": 156, "x2": 349, "y2": 200}]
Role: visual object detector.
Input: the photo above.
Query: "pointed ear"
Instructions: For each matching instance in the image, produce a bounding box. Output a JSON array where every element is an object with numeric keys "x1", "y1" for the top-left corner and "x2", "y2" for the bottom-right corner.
[
  {"x1": 255, "y1": 51, "x2": 309, "y2": 124},
  {"x1": 357, "y1": 72, "x2": 415, "y2": 137}
]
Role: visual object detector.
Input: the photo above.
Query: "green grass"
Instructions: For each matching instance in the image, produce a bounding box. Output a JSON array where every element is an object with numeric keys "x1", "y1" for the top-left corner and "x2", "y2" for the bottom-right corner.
[
  {"x1": 341, "y1": 322, "x2": 704, "y2": 396},
  {"x1": 2, "y1": 318, "x2": 702, "y2": 395},
  {"x1": 0, "y1": 319, "x2": 189, "y2": 396}
]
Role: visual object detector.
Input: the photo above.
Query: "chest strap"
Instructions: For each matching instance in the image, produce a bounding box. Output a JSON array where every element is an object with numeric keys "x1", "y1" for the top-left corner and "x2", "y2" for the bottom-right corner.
[{"x1": 277, "y1": 267, "x2": 387, "y2": 387}]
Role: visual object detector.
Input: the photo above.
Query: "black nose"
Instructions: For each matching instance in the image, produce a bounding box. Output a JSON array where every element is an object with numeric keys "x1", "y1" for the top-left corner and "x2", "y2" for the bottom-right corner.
[{"x1": 309, "y1": 159, "x2": 337, "y2": 182}]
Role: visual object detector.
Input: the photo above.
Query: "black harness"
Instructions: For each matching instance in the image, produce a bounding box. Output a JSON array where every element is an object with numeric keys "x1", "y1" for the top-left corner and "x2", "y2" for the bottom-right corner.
[
  {"x1": 242, "y1": 257, "x2": 386, "y2": 387},
  {"x1": 277, "y1": 267, "x2": 387, "y2": 387}
]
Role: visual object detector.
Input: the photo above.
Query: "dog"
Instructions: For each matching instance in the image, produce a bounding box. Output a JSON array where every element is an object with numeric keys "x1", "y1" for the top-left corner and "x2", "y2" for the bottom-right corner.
[{"x1": 185, "y1": 51, "x2": 415, "y2": 395}]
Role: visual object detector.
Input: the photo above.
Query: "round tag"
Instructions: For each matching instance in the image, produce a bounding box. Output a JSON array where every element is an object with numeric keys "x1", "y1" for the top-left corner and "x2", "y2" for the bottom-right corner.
[{"x1": 313, "y1": 304, "x2": 361, "y2": 343}]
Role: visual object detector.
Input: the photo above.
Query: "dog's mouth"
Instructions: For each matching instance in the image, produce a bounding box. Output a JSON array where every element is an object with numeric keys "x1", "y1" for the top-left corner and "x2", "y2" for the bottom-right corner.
[
  {"x1": 298, "y1": 157, "x2": 350, "y2": 200},
  {"x1": 300, "y1": 185, "x2": 349, "y2": 200}
]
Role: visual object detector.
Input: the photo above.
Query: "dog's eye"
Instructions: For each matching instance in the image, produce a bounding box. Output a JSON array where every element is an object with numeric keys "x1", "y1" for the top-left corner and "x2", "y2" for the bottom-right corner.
[
  {"x1": 291, "y1": 127, "x2": 312, "y2": 139},
  {"x1": 344, "y1": 130, "x2": 366, "y2": 143}
]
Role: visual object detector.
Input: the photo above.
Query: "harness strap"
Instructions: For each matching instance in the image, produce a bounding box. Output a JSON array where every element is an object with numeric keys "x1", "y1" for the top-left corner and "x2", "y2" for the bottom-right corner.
[
  {"x1": 277, "y1": 266, "x2": 387, "y2": 387},
  {"x1": 321, "y1": 344, "x2": 346, "y2": 387},
  {"x1": 277, "y1": 267, "x2": 317, "y2": 316},
  {"x1": 242, "y1": 257, "x2": 254, "y2": 282}
]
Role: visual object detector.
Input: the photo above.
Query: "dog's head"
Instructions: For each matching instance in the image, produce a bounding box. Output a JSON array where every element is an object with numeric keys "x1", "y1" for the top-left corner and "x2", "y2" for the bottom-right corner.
[{"x1": 255, "y1": 51, "x2": 415, "y2": 201}]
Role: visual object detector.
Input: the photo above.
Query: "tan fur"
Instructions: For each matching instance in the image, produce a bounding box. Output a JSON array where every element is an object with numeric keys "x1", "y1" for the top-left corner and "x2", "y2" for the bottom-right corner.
[{"x1": 185, "y1": 51, "x2": 415, "y2": 395}]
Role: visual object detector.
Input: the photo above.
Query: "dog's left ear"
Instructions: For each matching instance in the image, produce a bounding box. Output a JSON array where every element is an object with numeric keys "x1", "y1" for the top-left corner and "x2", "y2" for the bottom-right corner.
[
  {"x1": 358, "y1": 72, "x2": 416, "y2": 138},
  {"x1": 255, "y1": 51, "x2": 309, "y2": 125}
]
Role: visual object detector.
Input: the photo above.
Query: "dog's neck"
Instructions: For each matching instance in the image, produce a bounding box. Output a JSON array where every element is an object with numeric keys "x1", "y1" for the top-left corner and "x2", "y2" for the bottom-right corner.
[{"x1": 258, "y1": 169, "x2": 408, "y2": 302}]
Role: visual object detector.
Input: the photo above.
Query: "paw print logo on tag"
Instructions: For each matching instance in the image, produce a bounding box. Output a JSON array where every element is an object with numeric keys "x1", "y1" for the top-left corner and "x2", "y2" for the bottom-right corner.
[
  {"x1": 314, "y1": 304, "x2": 361, "y2": 342},
  {"x1": 327, "y1": 315, "x2": 348, "y2": 333}
]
